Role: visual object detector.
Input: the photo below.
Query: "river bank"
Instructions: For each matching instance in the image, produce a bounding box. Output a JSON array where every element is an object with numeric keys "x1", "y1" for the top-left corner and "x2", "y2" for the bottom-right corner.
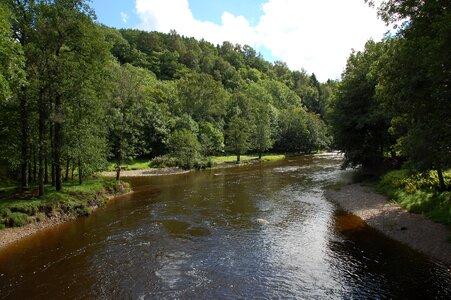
[
  {"x1": 0, "y1": 181, "x2": 130, "y2": 249},
  {"x1": 101, "y1": 154, "x2": 287, "y2": 178},
  {"x1": 325, "y1": 184, "x2": 451, "y2": 266}
]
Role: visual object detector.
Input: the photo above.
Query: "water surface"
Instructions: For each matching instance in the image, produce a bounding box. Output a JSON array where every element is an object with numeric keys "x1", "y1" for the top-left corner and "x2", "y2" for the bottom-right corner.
[{"x1": 0, "y1": 154, "x2": 449, "y2": 299}]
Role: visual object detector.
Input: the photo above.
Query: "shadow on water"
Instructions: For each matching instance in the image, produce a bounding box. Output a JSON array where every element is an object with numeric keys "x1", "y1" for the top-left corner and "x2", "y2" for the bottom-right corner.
[{"x1": 0, "y1": 153, "x2": 449, "y2": 299}]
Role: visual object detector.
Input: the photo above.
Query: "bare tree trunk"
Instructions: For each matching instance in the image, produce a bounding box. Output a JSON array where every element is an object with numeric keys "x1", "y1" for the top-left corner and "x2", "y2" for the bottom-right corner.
[
  {"x1": 237, "y1": 153, "x2": 241, "y2": 163},
  {"x1": 116, "y1": 165, "x2": 121, "y2": 181},
  {"x1": 20, "y1": 90, "x2": 29, "y2": 190},
  {"x1": 258, "y1": 152, "x2": 262, "y2": 160},
  {"x1": 65, "y1": 158, "x2": 70, "y2": 181},
  {"x1": 50, "y1": 125, "x2": 55, "y2": 186},
  {"x1": 55, "y1": 92, "x2": 62, "y2": 191},
  {"x1": 33, "y1": 149, "x2": 37, "y2": 183},
  {"x1": 71, "y1": 161, "x2": 75, "y2": 180},
  {"x1": 78, "y1": 159, "x2": 82, "y2": 185},
  {"x1": 44, "y1": 157, "x2": 49, "y2": 184},
  {"x1": 38, "y1": 89, "x2": 46, "y2": 197},
  {"x1": 437, "y1": 165, "x2": 445, "y2": 191}
]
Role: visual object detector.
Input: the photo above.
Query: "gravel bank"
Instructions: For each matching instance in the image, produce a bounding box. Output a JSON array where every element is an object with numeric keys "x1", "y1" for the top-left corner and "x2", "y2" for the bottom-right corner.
[
  {"x1": 101, "y1": 168, "x2": 190, "y2": 177},
  {"x1": 325, "y1": 184, "x2": 451, "y2": 266}
]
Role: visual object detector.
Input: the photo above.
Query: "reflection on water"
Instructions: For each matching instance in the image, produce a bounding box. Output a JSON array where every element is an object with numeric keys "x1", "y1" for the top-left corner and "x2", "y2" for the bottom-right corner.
[{"x1": 0, "y1": 153, "x2": 449, "y2": 299}]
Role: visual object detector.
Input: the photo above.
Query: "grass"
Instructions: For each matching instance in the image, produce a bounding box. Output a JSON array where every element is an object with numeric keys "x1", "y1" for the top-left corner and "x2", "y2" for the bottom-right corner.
[
  {"x1": 107, "y1": 159, "x2": 152, "y2": 171},
  {"x1": 377, "y1": 169, "x2": 451, "y2": 225},
  {"x1": 0, "y1": 179, "x2": 129, "y2": 229}
]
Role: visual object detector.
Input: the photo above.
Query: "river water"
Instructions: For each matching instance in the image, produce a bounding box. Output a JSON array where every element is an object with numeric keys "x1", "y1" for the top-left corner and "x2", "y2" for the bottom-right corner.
[{"x1": 0, "y1": 153, "x2": 450, "y2": 299}]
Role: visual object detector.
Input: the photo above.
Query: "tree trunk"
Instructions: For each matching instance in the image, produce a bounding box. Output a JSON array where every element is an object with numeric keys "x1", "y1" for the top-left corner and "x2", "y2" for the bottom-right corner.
[
  {"x1": 237, "y1": 153, "x2": 241, "y2": 163},
  {"x1": 54, "y1": 93, "x2": 62, "y2": 191},
  {"x1": 437, "y1": 165, "x2": 445, "y2": 191},
  {"x1": 116, "y1": 165, "x2": 121, "y2": 181},
  {"x1": 78, "y1": 159, "x2": 82, "y2": 185},
  {"x1": 33, "y1": 150, "x2": 37, "y2": 183},
  {"x1": 50, "y1": 124, "x2": 55, "y2": 186},
  {"x1": 38, "y1": 89, "x2": 46, "y2": 197},
  {"x1": 258, "y1": 152, "x2": 262, "y2": 160},
  {"x1": 28, "y1": 152, "x2": 32, "y2": 185},
  {"x1": 20, "y1": 89, "x2": 29, "y2": 189},
  {"x1": 71, "y1": 161, "x2": 75, "y2": 180},
  {"x1": 44, "y1": 157, "x2": 49, "y2": 184},
  {"x1": 65, "y1": 158, "x2": 70, "y2": 181}
]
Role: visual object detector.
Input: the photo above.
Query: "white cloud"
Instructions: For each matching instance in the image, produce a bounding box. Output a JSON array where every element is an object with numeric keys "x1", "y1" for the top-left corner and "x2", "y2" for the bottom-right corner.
[
  {"x1": 135, "y1": 0, "x2": 389, "y2": 81},
  {"x1": 120, "y1": 12, "x2": 129, "y2": 24}
]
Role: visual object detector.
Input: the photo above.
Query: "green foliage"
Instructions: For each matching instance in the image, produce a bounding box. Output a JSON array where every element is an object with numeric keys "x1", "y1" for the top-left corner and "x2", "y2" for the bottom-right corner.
[
  {"x1": 378, "y1": 169, "x2": 451, "y2": 224},
  {"x1": 149, "y1": 155, "x2": 179, "y2": 168},
  {"x1": 330, "y1": 40, "x2": 393, "y2": 167},
  {"x1": 198, "y1": 122, "x2": 224, "y2": 156},
  {"x1": 167, "y1": 129, "x2": 203, "y2": 169},
  {"x1": 225, "y1": 115, "x2": 252, "y2": 161},
  {"x1": 2, "y1": 0, "x2": 334, "y2": 187},
  {"x1": 9, "y1": 212, "x2": 29, "y2": 227}
]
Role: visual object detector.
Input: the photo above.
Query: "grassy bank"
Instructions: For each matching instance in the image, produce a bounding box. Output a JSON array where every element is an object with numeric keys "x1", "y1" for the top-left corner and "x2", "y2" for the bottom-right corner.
[
  {"x1": 107, "y1": 154, "x2": 287, "y2": 171},
  {"x1": 0, "y1": 179, "x2": 129, "y2": 229},
  {"x1": 377, "y1": 169, "x2": 450, "y2": 225},
  {"x1": 210, "y1": 154, "x2": 286, "y2": 165}
]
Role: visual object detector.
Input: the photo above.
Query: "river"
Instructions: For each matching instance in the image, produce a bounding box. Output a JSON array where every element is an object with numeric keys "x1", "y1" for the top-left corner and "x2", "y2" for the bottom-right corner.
[{"x1": 0, "y1": 153, "x2": 449, "y2": 299}]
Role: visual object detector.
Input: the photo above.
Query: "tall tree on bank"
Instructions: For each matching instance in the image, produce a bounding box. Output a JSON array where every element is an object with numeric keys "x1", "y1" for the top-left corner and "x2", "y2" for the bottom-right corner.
[
  {"x1": 330, "y1": 40, "x2": 393, "y2": 168},
  {"x1": 108, "y1": 63, "x2": 154, "y2": 181},
  {"x1": 36, "y1": 0, "x2": 100, "y2": 191},
  {"x1": 5, "y1": 0, "x2": 34, "y2": 189},
  {"x1": 371, "y1": 0, "x2": 451, "y2": 189},
  {"x1": 225, "y1": 114, "x2": 252, "y2": 162},
  {"x1": 0, "y1": 3, "x2": 26, "y2": 183}
]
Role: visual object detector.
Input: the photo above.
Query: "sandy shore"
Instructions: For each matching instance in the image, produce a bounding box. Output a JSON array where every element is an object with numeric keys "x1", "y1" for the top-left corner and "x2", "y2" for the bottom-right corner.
[
  {"x1": 101, "y1": 167, "x2": 190, "y2": 177},
  {"x1": 325, "y1": 184, "x2": 451, "y2": 266}
]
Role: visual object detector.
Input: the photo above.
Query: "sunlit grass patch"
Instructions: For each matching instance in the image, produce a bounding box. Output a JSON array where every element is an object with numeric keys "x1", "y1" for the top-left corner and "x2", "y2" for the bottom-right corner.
[{"x1": 377, "y1": 169, "x2": 451, "y2": 225}]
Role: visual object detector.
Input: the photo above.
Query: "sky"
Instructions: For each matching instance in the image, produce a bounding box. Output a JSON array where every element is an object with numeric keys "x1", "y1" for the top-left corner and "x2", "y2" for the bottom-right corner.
[{"x1": 90, "y1": 0, "x2": 389, "y2": 81}]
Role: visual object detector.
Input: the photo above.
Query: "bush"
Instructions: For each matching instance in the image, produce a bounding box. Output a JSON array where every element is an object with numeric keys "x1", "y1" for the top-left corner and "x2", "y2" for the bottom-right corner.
[
  {"x1": 9, "y1": 212, "x2": 30, "y2": 227},
  {"x1": 166, "y1": 129, "x2": 204, "y2": 170},
  {"x1": 378, "y1": 169, "x2": 451, "y2": 225},
  {"x1": 150, "y1": 155, "x2": 178, "y2": 168}
]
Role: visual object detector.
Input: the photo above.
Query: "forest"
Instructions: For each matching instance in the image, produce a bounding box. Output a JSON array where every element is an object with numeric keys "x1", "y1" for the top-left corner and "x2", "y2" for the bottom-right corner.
[
  {"x1": 0, "y1": 0, "x2": 449, "y2": 200},
  {"x1": 0, "y1": 0, "x2": 334, "y2": 197}
]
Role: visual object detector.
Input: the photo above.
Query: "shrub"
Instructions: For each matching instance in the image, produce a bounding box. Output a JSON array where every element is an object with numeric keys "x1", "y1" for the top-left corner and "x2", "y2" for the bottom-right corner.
[
  {"x1": 9, "y1": 212, "x2": 30, "y2": 227},
  {"x1": 150, "y1": 155, "x2": 178, "y2": 168},
  {"x1": 378, "y1": 169, "x2": 451, "y2": 225}
]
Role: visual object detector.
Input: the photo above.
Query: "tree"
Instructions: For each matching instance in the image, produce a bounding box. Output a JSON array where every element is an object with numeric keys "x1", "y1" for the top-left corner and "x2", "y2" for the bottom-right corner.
[
  {"x1": 166, "y1": 129, "x2": 202, "y2": 169},
  {"x1": 373, "y1": 0, "x2": 451, "y2": 189},
  {"x1": 225, "y1": 115, "x2": 252, "y2": 162},
  {"x1": 253, "y1": 104, "x2": 273, "y2": 159},
  {"x1": 177, "y1": 72, "x2": 229, "y2": 125},
  {"x1": 274, "y1": 108, "x2": 309, "y2": 153},
  {"x1": 198, "y1": 122, "x2": 224, "y2": 156},
  {"x1": 330, "y1": 40, "x2": 393, "y2": 168},
  {"x1": 0, "y1": 3, "x2": 26, "y2": 186},
  {"x1": 108, "y1": 63, "x2": 155, "y2": 181}
]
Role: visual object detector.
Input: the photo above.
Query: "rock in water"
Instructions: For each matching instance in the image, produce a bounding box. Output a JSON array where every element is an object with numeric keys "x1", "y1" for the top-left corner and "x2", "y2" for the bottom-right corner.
[{"x1": 256, "y1": 218, "x2": 269, "y2": 225}]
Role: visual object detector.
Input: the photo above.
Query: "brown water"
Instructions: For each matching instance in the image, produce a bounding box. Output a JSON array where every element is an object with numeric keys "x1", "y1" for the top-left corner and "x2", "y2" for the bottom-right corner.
[{"x1": 0, "y1": 153, "x2": 450, "y2": 299}]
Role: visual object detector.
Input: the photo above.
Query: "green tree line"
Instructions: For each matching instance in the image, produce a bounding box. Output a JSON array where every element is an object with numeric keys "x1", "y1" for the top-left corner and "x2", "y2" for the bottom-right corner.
[
  {"x1": 330, "y1": 0, "x2": 450, "y2": 190},
  {"x1": 0, "y1": 0, "x2": 333, "y2": 196}
]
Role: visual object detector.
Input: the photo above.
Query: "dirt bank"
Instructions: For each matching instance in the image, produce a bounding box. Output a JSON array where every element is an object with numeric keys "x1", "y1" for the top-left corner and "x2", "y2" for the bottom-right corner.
[
  {"x1": 0, "y1": 189, "x2": 130, "y2": 250},
  {"x1": 325, "y1": 184, "x2": 451, "y2": 266}
]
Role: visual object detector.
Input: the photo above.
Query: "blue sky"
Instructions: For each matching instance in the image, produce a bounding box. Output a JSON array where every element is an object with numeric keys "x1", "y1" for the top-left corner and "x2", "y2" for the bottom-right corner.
[{"x1": 90, "y1": 0, "x2": 388, "y2": 81}]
